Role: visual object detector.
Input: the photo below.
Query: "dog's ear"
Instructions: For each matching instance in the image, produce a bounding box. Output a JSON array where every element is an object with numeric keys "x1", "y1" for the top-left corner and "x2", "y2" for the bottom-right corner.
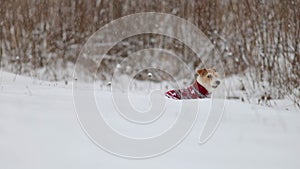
[{"x1": 197, "y1": 68, "x2": 208, "y2": 76}]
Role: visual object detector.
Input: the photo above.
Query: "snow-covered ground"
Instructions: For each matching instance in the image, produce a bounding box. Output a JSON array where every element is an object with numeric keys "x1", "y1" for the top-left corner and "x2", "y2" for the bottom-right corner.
[{"x1": 1, "y1": 71, "x2": 300, "y2": 169}]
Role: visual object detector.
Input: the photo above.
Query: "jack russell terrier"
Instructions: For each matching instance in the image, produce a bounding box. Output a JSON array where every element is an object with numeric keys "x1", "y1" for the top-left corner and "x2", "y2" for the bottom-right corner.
[{"x1": 165, "y1": 68, "x2": 221, "y2": 100}]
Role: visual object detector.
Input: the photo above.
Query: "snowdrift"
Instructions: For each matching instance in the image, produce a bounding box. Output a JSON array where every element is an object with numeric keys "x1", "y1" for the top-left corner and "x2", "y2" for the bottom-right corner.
[{"x1": 1, "y1": 72, "x2": 300, "y2": 169}]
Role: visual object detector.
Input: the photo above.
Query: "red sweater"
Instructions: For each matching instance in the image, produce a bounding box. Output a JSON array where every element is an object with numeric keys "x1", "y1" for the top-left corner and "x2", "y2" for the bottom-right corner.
[{"x1": 165, "y1": 81, "x2": 210, "y2": 100}]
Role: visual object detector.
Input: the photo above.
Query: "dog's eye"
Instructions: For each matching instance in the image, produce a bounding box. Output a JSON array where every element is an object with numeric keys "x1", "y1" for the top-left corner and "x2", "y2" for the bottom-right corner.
[{"x1": 207, "y1": 75, "x2": 212, "y2": 78}]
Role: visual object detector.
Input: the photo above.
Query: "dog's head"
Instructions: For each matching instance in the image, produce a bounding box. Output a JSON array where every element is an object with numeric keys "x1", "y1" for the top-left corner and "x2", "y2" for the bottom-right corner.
[{"x1": 196, "y1": 68, "x2": 221, "y2": 93}]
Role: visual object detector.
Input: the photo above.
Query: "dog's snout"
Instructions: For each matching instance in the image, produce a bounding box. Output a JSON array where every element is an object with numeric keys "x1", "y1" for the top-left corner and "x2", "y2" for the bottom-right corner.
[{"x1": 216, "y1": 80, "x2": 221, "y2": 85}]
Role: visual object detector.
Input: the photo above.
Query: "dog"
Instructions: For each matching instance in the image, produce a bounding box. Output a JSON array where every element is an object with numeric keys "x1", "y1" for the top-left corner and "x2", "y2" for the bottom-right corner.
[{"x1": 165, "y1": 68, "x2": 221, "y2": 100}]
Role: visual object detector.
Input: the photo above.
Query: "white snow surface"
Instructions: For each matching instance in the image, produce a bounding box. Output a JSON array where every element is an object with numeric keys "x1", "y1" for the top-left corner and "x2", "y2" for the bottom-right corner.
[{"x1": 1, "y1": 71, "x2": 300, "y2": 169}]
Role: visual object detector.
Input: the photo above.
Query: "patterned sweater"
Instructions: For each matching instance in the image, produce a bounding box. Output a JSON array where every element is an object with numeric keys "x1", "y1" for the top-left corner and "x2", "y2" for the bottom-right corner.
[{"x1": 165, "y1": 81, "x2": 210, "y2": 100}]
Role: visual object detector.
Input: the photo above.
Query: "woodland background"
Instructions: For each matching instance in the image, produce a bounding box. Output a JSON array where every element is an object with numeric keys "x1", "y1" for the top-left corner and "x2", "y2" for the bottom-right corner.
[{"x1": 0, "y1": 0, "x2": 299, "y2": 106}]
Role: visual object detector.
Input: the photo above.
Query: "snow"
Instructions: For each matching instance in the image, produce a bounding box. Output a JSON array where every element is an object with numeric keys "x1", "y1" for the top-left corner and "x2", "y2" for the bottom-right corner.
[{"x1": 1, "y1": 71, "x2": 300, "y2": 169}]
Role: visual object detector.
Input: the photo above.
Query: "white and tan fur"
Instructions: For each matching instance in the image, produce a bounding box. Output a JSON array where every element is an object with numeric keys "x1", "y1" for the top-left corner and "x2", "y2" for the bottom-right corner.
[{"x1": 196, "y1": 68, "x2": 222, "y2": 93}]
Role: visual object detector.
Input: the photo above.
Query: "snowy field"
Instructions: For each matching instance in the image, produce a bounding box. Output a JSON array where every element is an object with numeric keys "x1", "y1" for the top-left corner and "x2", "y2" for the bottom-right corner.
[{"x1": 1, "y1": 71, "x2": 300, "y2": 169}]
